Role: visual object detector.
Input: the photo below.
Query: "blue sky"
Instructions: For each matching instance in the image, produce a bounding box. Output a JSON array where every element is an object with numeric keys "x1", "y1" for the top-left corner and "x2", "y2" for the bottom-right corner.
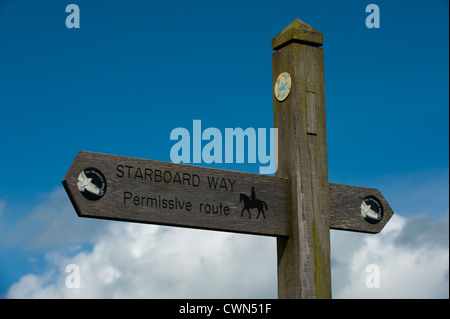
[{"x1": 0, "y1": 0, "x2": 448, "y2": 298}]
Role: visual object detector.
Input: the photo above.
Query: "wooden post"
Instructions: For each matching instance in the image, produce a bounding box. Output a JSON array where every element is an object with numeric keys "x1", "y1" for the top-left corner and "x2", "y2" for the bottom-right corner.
[
  {"x1": 63, "y1": 18, "x2": 395, "y2": 300},
  {"x1": 273, "y1": 19, "x2": 331, "y2": 299}
]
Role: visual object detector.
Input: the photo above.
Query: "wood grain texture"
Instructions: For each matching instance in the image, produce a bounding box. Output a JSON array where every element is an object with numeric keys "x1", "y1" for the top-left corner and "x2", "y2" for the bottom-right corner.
[
  {"x1": 272, "y1": 19, "x2": 323, "y2": 50},
  {"x1": 329, "y1": 183, "x2": 394, "y2": 234},
  {"x1": 63, "y1": 151, "x2": 290, "y2": 237},
  {"x1": 273, "y1": 19, "x2": 331, "y2": 299}
]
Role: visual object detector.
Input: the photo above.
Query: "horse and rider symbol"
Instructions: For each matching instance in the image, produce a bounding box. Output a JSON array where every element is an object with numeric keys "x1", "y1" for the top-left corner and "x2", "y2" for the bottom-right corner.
[{"x1": 239, "y1": 187, "x2": 268, "y2": 219}]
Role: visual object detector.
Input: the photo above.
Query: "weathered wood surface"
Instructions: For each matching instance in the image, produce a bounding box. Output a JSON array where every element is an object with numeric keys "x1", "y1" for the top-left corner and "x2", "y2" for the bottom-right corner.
[
  {"x1": 61, "y1": 18, "x2": 398, "y2": 301},
  {"x1": 329, "y1": 183, "x2": 394, "y2": 233},
  {"x1": 273, "y1": 19, "x2": 332, "y2": 299},
  {"x1": 63, "y1": 151, "x2": 290, "y2": 237}
]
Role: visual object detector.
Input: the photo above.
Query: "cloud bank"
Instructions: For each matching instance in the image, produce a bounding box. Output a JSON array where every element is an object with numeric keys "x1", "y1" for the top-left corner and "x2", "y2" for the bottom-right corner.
[
  {"x1": 4, "y1": 188, "x2": 449, "y2": 298},
  {"x1": 331, "y1": 214, "x2": 449, "y2": 298}
]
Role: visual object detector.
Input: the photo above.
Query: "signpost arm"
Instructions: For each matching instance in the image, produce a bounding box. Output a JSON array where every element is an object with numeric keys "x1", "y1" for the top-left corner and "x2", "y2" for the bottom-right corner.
[
  {"x1": 272, "y1": 19, "x2": 331, "y2": 299},
  {"x1": 61, "y1": 18, "x2": 396, "y2": 299}
]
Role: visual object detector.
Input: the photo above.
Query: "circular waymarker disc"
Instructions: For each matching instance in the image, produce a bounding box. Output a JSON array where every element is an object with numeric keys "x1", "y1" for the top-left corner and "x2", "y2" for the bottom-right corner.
[
  {"x1": 77, "y1": 167, "x2": 107, "y2": 201},
  {"x1": 360, "y1": 196, "x2": 384, "y2": 224},
  {"x1": 274, "y1": 72, "x2": 292, "y2": 102}
]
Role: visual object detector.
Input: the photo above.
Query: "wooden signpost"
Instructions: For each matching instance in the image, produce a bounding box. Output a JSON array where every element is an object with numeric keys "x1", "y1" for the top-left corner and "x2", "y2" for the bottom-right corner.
[
  {"x1": 272, "y1": 19, "x2": 393, "y2": 298},
  {"x1": 63, "y1": 18, "x2": 394, "y2": 299},
  {"x1": 63, "y1": 151, "x2": 290, "y2": 237}
]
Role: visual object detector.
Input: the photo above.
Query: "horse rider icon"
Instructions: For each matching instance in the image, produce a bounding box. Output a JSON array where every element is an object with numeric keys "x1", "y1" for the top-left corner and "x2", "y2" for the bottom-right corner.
[
  {"x1": 250, "y1": 187, "x2": 256, "y2": 202},
  {"x1": 239, "y1": 187, "x2": 268, "y2": 219}
]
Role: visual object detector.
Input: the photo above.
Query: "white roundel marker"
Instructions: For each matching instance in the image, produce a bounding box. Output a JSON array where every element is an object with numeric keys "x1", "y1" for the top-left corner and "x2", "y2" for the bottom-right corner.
[
  {"x1": 274, "y1": 72, "x2": 292, "y2": 102},
  {"x1": 77, "y1": 168, "x2": 107, "y2": 200},
  {"x1": 360, "y1": 196, "x2": 383, "y2": 224}
]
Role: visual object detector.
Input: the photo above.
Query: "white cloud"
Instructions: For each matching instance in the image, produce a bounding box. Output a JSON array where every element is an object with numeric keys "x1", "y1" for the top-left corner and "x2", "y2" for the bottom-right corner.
[
  {"x1": 4, "y1": 188, "x2": 108, "y2": 250},
  {"x1": 331, "y1": 214, "x2": 449, "y2": 298},
  {"x1": 5, "y1": 187, "x2": 449, "y2": 299},
  {"x1": 7, "y1": 222, "x2": 278, "y2": 298}
]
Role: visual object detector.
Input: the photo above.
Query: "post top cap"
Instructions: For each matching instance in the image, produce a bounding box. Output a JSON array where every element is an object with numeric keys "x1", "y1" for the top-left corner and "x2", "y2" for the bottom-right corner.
[{"x1": 272, "y1": 19, "x2": 323, "y2": 50}]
